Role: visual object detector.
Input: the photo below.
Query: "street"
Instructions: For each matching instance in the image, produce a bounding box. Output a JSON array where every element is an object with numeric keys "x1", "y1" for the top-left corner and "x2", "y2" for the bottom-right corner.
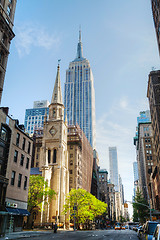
[{"x1": 20, "y1": 229, "x2": 139, "y2": 240}]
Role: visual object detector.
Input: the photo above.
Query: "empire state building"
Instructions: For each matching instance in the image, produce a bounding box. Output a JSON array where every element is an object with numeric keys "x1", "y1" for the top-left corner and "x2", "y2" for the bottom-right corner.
[{"x1": 64, "y1": 31, "x2": 96, "y2": 148}]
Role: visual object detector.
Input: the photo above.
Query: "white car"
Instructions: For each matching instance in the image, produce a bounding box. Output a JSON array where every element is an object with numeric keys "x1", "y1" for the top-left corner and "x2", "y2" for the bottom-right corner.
[{"x1": 153, "y1": 224, "x2": 160, "y2": 240}]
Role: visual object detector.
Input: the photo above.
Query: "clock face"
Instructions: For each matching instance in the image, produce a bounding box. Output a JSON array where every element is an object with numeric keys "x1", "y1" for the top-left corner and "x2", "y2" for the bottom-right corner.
[{"x1": 49, "y1": 127, "x2": 56, "y2": 136}]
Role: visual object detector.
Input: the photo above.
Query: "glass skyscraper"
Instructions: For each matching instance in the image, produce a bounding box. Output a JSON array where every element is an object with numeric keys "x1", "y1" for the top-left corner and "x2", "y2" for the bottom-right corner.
[
  {"x1": 24, "y1": 100, "x2": 49, "y2": 135},
  {"x1": 64, "y1": 31, "x2": 96, "y2": 148}
]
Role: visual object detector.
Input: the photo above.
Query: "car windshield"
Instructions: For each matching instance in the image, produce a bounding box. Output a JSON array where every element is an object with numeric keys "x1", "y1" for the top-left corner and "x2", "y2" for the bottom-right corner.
[{"x1": 148, "y1": 223, "x2": 158, "y2": 235}]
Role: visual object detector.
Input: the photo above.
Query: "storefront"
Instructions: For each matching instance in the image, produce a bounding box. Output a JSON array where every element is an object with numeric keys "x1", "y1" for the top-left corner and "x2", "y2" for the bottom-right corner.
[{"x1": 5, "y1": 207, "x2": 30, "y2": 233}]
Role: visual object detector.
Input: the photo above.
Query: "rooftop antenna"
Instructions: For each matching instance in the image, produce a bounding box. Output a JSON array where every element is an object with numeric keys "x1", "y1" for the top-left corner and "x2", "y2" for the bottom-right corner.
[
  {"x1": 58, "y1": 59, "x2": 61, "y2": 66},
  {"x1": 79, "y1": 25, "x2": 81, "y2": 42}
]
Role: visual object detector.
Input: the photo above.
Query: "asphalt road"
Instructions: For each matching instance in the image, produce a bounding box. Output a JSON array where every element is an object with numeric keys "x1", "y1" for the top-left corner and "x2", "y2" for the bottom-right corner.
[{"x1": 24, "y1": 229, "x2": 139, "y2": 240}]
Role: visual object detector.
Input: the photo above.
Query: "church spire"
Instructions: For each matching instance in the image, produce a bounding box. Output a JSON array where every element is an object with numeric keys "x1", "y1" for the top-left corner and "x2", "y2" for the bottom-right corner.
[
  {"x1": 77, "y1": 27, "x2": 83, "y2": 59},
  {"x1": 51, "y1": 61, "x2": 63, "y2": 105}
]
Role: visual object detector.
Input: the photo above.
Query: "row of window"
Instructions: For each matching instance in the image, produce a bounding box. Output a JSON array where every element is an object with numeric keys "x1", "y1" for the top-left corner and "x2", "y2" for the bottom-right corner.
[
  {"x1": 14, "y1": 150, "x2": 30, "y2": 168},
  {"x1": 11, "y1": 171, "x2": 28, "y2": 190},
  {"x1": 16, "y1": 133, "x2": 31, "y2": 154}
]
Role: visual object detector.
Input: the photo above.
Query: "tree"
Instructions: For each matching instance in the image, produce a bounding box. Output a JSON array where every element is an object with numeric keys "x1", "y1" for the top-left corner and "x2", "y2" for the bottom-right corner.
[
  {"x1": 63, "y1": 188, "x2": 107, "y2": 229},
  {"x1": 133, "y1": 187, "x2": 149, "y2": 223},
  {"x1": 27, "y1": 175, "x2": 56, "y2": 226}
]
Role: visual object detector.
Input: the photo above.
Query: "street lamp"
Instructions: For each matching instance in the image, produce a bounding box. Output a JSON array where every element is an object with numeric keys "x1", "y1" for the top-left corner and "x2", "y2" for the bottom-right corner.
[{"x1": 127, "y1": 201, "x2": 152, "y2": 221}]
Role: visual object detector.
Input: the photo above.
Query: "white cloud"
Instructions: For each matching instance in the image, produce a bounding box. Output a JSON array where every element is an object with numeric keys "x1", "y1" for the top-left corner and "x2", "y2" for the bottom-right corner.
[
  {"x1": 119, "y1": 96, "x2": 128, "y2": 109},
  {"x1": 15, "y1": 23, "x2": 61, "y2": 57}
]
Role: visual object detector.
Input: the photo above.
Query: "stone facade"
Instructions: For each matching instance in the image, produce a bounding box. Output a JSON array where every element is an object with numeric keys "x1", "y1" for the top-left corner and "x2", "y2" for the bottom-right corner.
[
  {"x1": 67, "y1": 124, "x2": 93, "y2": 192},
  {"x1": 0, "y1": 107, "x2": 33, "y2": 235},
  {"x1": 0, "y1": 0, "x2": 17, "y2": 103},
  {"x1": 137, "y1": 122, "x2": 156, "y2": 202},
  {"x1": 147, "y1": 71, "x2": 160, "y2": 210}
]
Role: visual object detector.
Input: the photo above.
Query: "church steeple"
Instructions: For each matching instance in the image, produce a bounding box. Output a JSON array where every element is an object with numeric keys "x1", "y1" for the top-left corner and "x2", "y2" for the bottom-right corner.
[
  {"x1": 51, "y1": 62, "x2": 63, "y2": 105},
  {"x1": 49, "y1": 62, "x2": 64, "y2": 121}
]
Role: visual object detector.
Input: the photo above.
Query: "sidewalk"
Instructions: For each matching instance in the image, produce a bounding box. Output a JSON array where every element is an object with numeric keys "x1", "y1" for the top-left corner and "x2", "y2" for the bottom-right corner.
[{"x1": 1, "y1": 230, "x2": 53, "y2": 240}]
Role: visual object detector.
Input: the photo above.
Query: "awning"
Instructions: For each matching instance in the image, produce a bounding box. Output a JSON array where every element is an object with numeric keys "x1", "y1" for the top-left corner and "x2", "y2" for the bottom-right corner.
[
  {"x1": 6, "y1": 207, "x2": 30, "y2": 216},
  {"x1": 18, "y1": 208, "x2": 30, "y2": 216},
  {"x1": 6, "y1": 207, "x2": 20, "y2": 215}
]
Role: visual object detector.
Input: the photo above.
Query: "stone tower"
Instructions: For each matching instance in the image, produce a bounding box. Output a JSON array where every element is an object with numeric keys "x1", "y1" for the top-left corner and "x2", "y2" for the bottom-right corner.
[{"x1": 40, "y1": 64, "x2": 69, "y2": 225}]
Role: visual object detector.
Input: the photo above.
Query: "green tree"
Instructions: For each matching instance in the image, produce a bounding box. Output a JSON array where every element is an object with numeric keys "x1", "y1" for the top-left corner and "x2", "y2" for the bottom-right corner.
[
  {"x1": 27, "y1": 175, "x2": 56, "y2": 226},
  {"x1": 63, "y1": 188, "x2": 107, "y2": 229},
  {"x1": 133, "y1": 187, "x2": 149, "y2": 223}
]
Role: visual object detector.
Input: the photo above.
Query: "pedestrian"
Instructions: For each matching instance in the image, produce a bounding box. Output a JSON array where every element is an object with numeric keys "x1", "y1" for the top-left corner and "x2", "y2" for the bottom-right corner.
[{"x1": 54, "y1": 223, "x2": 58, "y2": 233}]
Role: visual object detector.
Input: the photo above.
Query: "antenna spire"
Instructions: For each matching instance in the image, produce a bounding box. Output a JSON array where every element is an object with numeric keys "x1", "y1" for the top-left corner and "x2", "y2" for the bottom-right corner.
[{"x1": 79, "y1": 25, "x2": 81, "y2": 43}]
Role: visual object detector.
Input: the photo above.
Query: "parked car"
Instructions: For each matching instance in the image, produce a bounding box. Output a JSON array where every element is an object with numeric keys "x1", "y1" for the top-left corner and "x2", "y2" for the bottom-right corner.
[
  {"x1": 153, "y1": 224, "x2": 160, "y2": 240},
  {"x1": 141, "y1": 221, "x2": 159, "y2": 240},
  {"x1": 121, "y1": 226, "x2": 125, "y2": 230}
]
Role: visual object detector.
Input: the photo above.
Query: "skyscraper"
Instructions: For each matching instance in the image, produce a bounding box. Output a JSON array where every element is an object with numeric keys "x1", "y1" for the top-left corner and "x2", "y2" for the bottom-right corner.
[
  {"x1": 0, "y1": 0, "x2": 17, "y2": 103},
  {"x1": 24, "y1": 100, "x2": 49, "y2": 135},
  {"x1": 64, "y1": 31, "x2": 96, "y2": 148},
  {"x1": 109, "y1": 147, "x2": 119, "y2": 192}
]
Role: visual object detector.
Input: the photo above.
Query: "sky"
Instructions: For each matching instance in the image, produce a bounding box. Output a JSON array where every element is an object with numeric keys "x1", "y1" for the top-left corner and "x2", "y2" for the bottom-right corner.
[{"x1": 1, "y1": 0, "x2": 160, "y2": 216}]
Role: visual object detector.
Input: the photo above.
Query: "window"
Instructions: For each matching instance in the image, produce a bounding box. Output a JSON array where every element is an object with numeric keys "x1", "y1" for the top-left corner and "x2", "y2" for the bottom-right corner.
[
  {"x1": 7, "y1": 6, "x2": 11, "y2": 16},
  {"x1": 14, "y1": 150, "x2": 18, "y2": 162},
  {"x1": 11, "y1": 171, "x2": 16, "y2": 185},
  {"x1": 0, "y1": 146, "x2": 4, "y2": 157},
  {"x1": 20, "y1": 154, "x2": 24, "y2": 166},
  {"x1": 1, "y1": 126, "x2": 7, "y2": 141},
  {"x1": 26, "y1": 158, "x2": 29, "y2": 169},
  {"x1": 70, "y1": 154, "x2": 73, "y2": 158},
  {"x1": 28, "y1": 142, "x2": 31, "y2": 154},
  {"x1": 70, "y1": 160, "x2": 73, "y2": 165},
  {"x1": 24, "y1": 176, "x2": 27, "y2": 190},
  {"x1": 70, "y1": 170, "x2": 73, "y2": 174},
  {"x1": 18, "y1": 174, "x2": 22, "y2": 188},
  {"x1": 48, "y1": 150, "x2": 51, "y2": 164},
  {"x1": 70, "y1": 145, "x2": 73, "y2": 149},
  {"x1": 0, "y1": 51, "x2": 4, "y2": 65},
  {"x1": 2, "y1": 33, "x2": 7, "y2": 45},
  {"x1": 22, "y1": 138, "x2": 26, "y2": 150},
  {"x1": 53, "y1": 149, "x2": 56, "y2": 163},
  {"x1": 16, "y1": 133, "x2": 20, "y2": 146}
]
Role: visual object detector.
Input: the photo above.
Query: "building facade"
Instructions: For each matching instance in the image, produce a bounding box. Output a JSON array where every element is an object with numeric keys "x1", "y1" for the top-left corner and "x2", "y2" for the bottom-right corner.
[
  {"x1": 133, "y1": 161, "x2": 139, "y2": 199},
  {"x1": 0, "y1": 107, "x2": 33, "y2": 236},
  {"x1": 24, "y1": 100, "x2": 49, "y2": 135},
  {"x1": 99, "y1": 169, "x2": 109, "y2": 205},
  {"x1": 109, "y1": 147, "x2": 119, "y2": 192},
  {"x1": 136, "y1": 122, "x2": 156, "y2": 203},
  {"x1": 151, "y1": 0, "x2": 160, "y2": 55},
  {"x1": 147, "y1": 70, "x2": 160, "y2": 210},
  {"x1": 64, "y1": 31, "x2": 96, "y2": 148},
  {"x1": 0, "y1": 0, "x2": 17, "y2": 103},
  {"x1": 91, "y1": 149, "x2": 99, "y2": 199},
  {"x1": 107, "y1": 182, "x2": 115, "y2": 222},
  {"x1": 67, "y1": 124, "x2": 93, "y2": 193}
]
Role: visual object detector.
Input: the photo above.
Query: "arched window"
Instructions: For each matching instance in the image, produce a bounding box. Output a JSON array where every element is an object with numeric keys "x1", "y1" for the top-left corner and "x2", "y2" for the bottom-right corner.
[
  {"x1": 48, "y1": 150, "x2": 51, "y2": 164},
  {"x1": 53, "y1": 109, "x2": 56, "y2": 118},
  {"x1": 53, "y1": 149, "x2": 56, "y2": 163}
]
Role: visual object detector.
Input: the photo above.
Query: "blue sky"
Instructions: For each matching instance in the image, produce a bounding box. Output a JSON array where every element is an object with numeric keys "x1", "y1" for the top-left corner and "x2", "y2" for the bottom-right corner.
[{"x1": 1, "y1": 0, "x2": 160, "y2": 215}]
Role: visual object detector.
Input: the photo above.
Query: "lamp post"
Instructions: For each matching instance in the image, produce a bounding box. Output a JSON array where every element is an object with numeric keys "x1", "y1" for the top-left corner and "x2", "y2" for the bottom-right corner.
[{"x1": 127, "y1": 201, "x2": 152, "y2": 221}]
